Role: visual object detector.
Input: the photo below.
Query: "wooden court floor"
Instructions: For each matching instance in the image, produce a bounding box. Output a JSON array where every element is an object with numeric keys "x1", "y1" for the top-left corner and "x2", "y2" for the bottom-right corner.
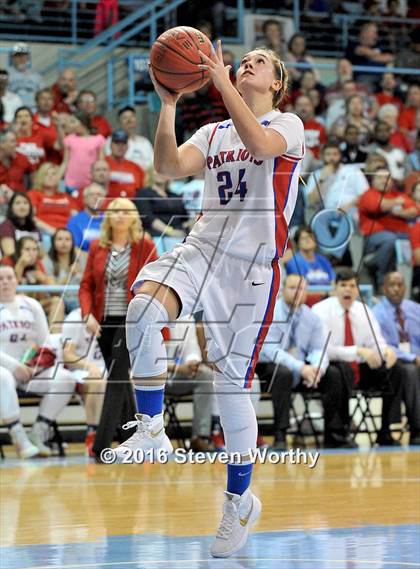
[{"x1": 1, "y1": 446, "x2": 419, "y2": 569}]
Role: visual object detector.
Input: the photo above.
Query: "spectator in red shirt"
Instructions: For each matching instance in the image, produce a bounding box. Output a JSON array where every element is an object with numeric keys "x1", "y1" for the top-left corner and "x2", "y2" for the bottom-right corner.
[
  {"x1": 76, "y1": 90, "x2": 112, "y2": 138},
  {"x1": 0, "y1": 128, "x2": 33, "y2": 192},
  {"x1": 294, "y1": 95, "x2": 326, "y2": 160},
  {"x1": 375, "y1": 73, "x2": 403, "y2": 110},
  {"x1": 27, "y1": 162, "x2": 78, "y2": 236},
  {"x1": 359, "y1": 167, "x2": 419, "y2": 288},
  {"x1": 33, "y1": 88, "x2": 63, "y2": 164},
  {"x1": 14, "y1": 106, "x2": 56, "y2": 167},
  {"x1": 377, "y1": 103, "x2": 412, "y2": 153},
  {"x1": 51, "y1": 68, "x2": 78, "y2": 114},
  {"x1": 105, "y1": 129, "x2": 145, "y2": 199},
  {"x1": 398, "y1": 84, "x2": 420, "y2": 149}
]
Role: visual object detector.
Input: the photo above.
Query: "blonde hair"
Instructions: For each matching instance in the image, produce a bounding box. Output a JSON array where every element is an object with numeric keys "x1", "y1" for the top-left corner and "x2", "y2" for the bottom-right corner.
[
  {"x1": 251, "y1": 48, "x2": 289, "y2": 107},
  {"x1": 34, "y1": 162, "x2": 59, "y2": 189},
  {"x1": 99, "y1": 198, "x2": 143, "y2": 247}
]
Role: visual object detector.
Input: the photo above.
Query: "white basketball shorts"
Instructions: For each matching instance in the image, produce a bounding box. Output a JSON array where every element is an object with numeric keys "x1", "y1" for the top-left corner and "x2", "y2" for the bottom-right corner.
[{"x1": 132, "y1": 239, "x2": 281, "y2": 388}]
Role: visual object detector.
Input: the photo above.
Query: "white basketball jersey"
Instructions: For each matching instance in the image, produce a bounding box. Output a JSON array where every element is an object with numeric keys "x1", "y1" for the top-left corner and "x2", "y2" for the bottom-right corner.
[
  {"x1": 186, "y1": 110, "x2": 305, "y2": 263},
  {"x1": 0, "y1": 295, "x2": 50, "y2": 368},
  {"x1": 62, "y1": 308, "x2": 105, "y2": 371}
]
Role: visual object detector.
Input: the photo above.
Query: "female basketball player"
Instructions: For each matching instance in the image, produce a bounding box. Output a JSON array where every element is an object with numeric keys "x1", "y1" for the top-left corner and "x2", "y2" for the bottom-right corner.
[{"x1": 115, "y1": 41, "x2": 304, "y2": 557}]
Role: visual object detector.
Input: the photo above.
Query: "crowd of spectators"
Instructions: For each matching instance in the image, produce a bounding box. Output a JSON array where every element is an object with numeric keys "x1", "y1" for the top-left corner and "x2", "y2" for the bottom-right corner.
[{"x1": 0, "y1": 16, "x2": 419, "y2": 459}]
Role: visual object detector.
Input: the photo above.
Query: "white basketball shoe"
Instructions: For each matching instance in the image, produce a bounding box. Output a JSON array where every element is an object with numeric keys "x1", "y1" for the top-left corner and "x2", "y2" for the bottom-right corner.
[
  {"x1": 114, "y1": 413, "x2": 173, "y2": 463},
  {"x1": 210, "y1": 488, "x2": 262, "y2": 558},
  {"x1": 28, "y1": 421, "x2": 52, "y2": 457},
  {"x1": 10, "y1": 424, "x2": 39, "y2": 459}
]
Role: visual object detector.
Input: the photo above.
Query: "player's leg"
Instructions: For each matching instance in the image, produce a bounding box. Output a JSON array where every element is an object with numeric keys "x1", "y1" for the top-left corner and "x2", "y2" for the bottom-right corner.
[
  {"x1": 210, "y1": 370, "x2": 261, "y2": 558},
  {"x1": 27, "y1": 367, "x2": 77, "y2": 456},
  {"x1": 113, "y1": 280, "x2": 181, "y2": 460},
  {"x1": 202, "y1": 253, "x2": 279, "y2": 557},
  {"x1": 0, "y1": 367, "x2": 39, "y2": 458}
]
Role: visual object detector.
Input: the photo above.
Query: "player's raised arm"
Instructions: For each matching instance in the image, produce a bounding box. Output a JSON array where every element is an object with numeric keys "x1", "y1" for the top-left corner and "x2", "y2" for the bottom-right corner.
[
  {"x1": 149, "y1": 68, "x2": 206, "y2": 178},
  {"x1": 199, "y1": 42, "x2": 291, "y2": 159}
]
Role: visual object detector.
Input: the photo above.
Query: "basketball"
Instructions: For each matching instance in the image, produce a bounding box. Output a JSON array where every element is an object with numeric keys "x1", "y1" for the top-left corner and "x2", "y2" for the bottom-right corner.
[{"x1": 150, "y1": 26, "x2": 213, "y2": 94}]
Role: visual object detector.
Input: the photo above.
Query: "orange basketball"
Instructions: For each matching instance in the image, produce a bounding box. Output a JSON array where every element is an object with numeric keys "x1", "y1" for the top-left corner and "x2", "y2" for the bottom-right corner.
[{"x1": 150, "y1": 26, "x2": 213, "y2": 94}]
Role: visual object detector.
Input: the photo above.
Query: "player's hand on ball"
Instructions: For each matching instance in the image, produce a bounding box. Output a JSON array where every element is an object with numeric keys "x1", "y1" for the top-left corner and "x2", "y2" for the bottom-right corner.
[
  {"x1": 149, "y1": 66, "x2": 181, "y2": 105},
  {"x1": 198, "y1": 39, "x2": 232, "y2": 94}
]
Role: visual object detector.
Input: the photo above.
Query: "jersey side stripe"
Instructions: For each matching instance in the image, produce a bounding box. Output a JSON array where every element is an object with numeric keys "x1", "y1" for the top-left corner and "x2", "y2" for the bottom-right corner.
[
  {"x1": 243, "y1": 259, "x2": 281, "y2": 388},
  {"x1": 243, "y1": 156, "x2": 297, "y2": 387},
  {"x1": 273, "y1": 157, "x2": 299, "y2": 258},
  {"x1": 208, "y1": 123, "x2": 220, "y2": 148}
]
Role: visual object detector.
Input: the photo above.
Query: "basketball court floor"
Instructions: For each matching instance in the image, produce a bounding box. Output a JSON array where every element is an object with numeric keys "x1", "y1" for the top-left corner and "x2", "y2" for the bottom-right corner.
[{"x1": 1, "y1": 446, "x2": 419, "y2": 569}]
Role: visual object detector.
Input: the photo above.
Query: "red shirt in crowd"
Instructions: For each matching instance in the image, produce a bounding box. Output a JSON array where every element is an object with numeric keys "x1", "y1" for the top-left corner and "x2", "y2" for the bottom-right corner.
[
  {"x1": 33, "y1": 114, "x2": 63, "y2": 164},
  {"x1": 389, "y1": 129, "x2": 412, "y2": 153},
  {"x1": 358, "y1": 187, "x2": 419, "y2": 236},
  {"x1": 105, "y1": 156, "x2": 145, "y2": 199},
  {"x1": 27, "y1": 189, "x2": 78, "y2": 228},
  {"x1": 398, "y1": 106, "x2": 417, "y2": 132},
  {"x1": 0, "y1": 153, "x2": 34, "y2": 192},
  {"x1": 375, "y1": 92, "x2": 402, "y2": 110},
  {"x1": 92, "y1": 115, "x2": 112, "y2": 138},
  {"x1": 51, "y1": 83, "x2": 74, "y2": 114},
  {"x1": 302, "y1": 119, "x2": 326, "y2": 159},
  {"x1": 16, "y1": 125, "x2": 54, "y2": 167}
]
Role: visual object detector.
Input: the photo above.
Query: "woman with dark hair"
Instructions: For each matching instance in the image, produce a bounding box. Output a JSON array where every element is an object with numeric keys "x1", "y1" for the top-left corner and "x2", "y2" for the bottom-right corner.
[
  {"x1": 1, "y1": 235, "x2": 64, "y2": 330},
  {"x1": 60, "y1": 110, "x2": 106, "y2": 194},
  {"x1": 286, "y1": 33, "x2": 320, "y2": 85},
  {"x1": 43, "y1": 228, "x2": 85, "y2": 313},
  {"x1": 286, "y1": 225, "x2": 335, "y2": 286},
  {"x1": 0, "y1": 191, "x2": 42, "y2": 256},
  {"x1": 14, "y1": 106, "x2": 57, "y2": 168}
]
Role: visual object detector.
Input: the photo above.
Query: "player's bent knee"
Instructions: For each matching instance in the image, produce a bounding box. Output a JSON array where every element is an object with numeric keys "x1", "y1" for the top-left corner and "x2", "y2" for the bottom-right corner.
[
  {"x1": 134, "y1": 281, "x2": 181, "y2": 320},
  {"x1": 126, "y1": 294, "x2": 169, "y2": 378}
]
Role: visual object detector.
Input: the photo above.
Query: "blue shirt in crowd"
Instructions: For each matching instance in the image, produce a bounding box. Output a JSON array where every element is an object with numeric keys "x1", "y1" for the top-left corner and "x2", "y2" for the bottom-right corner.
[
  {"x1": 285, "y1": 252, "x2": 336, "y2": 286},
  {"x1": 67, "y1": 211, "x2": 103, "y2": 252},
  {"x1": 259, "y1": 298, "x2": 329, "y2": 385},
  {"x1": 373, "y1": 297, "x2": 420, "y2": 363}
]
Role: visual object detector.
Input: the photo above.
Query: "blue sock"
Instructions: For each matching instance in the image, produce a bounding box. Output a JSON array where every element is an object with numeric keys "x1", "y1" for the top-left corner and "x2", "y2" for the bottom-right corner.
[
  {"x1": 134, "y1": 385, "x2": 164, "y2": 417},
  {"x1": 227, "y1": 462, "x2": 253, "y2": 496}
]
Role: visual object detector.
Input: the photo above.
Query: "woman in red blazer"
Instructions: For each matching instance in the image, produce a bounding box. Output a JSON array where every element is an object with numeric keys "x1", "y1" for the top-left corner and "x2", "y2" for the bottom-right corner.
[{"x1": 79, "y1": 197, "x2": 158, "y2": 456}]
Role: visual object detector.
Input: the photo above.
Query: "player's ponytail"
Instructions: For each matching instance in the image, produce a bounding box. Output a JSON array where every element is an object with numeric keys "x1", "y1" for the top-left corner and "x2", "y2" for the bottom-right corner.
[{"x1": 273, "y1": 58, "x2": 288, "y2": 107}]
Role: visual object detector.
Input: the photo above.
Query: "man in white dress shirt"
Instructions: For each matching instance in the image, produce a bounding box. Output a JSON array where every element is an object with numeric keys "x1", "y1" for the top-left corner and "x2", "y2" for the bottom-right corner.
[{"x1": 312, "y1": 268, "x2": 417, "y2": 446}]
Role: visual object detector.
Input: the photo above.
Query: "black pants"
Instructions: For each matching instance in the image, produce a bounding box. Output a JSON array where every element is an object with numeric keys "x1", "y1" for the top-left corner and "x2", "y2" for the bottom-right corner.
[
  {"x1": 256, "y1": 362, "x2": 352, "y2": 438},
  {"x1": 256, "y1": 360, "x2": 420, "y2": 438},
  {"x1": 320, "y1": 361, "x2": 420, "y2": 435},
  {"x1": 92, "y1": 316, "x2": 137, "y2": 455}
]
